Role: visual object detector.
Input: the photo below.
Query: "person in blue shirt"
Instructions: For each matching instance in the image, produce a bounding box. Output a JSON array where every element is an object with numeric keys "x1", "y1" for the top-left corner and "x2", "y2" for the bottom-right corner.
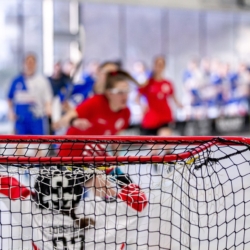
[
  {"x1": 65, "y1": 74, "x2": 95, "y2": 107},
  {"x1": 8, "y1": 53, "x2": 53, "y2": 135},
  {"x1": 183, "y1": 59, "x2": 204, "y2": 110}
]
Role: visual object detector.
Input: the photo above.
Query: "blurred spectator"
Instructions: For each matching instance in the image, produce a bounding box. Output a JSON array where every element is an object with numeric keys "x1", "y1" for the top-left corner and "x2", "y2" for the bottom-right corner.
[
  {"x1": 181, "y1": 57, "x2": 250, "y2": 120},
  {"x1": 8, "y1": 53, "x2": 53, "y2": 135},
  {"x1": 183, "y1": 58, "x2": 201, "y2": 83},
  {"x1": 58, "y1": 60, "x2": 76, "y2": 103},
  {"x1": 48, "y1": 61, "x2": 69, "y2": 134},
  {"x1": 198, "y1": 58, "x2": 211, "y2": 99},
  {"x1": 48, "y1": 61, "x2": 68, "y2": 97},
  {"x1": 139, "y1": 56, "x2": 182, "y2": 137},
  {"x1": 234, "y1": 62, "x2": 250, "y2": 98},
  {"x1": 200, "y1": 58, "x2": 211, "y2": 80},
  {"x1": 210, "y1": 62, "x2": 228, "y2": 104},
  {"x1": 132, "y1": 60, "x2": 149, "y2": 85},
  {"x1": 182, "y1": 58, "x2": 205, "y2": 119},
  {"x1": 224, "y1": 62, "x2": 250, "y2": 116},
  {"x1": 206, "y1": 61, "x2": 233, "y2": 118}
]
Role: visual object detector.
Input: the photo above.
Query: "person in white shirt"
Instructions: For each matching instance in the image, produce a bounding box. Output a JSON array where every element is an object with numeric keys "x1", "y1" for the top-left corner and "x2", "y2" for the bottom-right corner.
[{"x1": 8, "y1": 53, "x2": 53, "y2": 135}]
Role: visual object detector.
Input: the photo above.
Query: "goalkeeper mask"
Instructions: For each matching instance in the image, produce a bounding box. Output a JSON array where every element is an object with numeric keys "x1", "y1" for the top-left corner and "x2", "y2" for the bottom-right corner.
[{"x1": 34, "y1": 168, "x2": 83, "y2": 211}]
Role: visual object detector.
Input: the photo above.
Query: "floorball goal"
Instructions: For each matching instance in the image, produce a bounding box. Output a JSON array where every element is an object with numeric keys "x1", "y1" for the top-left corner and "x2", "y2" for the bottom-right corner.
[{"x1": 0, "y1": 135, "x2": 250, "y2": 250}]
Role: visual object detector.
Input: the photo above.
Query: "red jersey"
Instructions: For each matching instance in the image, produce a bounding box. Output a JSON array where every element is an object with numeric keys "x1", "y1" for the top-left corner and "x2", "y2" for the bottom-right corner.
[
  {"x1": 139, "y1": 78, "x2": 174, "y2": 129},
  {"x1": 59, "y1": 95, "x2": 130, "y2": 157},
  {"x1": 67, "y1": 94, "x2": 130, "y2": 136}
]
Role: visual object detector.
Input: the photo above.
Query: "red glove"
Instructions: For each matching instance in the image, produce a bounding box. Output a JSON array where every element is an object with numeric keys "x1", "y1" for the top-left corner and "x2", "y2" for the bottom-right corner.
[{"x1": 117, "y1": 183, "x2": 148, "y2": 212}]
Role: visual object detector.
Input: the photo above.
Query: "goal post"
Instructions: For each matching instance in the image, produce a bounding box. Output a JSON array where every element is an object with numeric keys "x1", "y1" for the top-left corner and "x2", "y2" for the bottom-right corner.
[{"x1": 0, "y1": 135, "x2": 250, "y2": 250}]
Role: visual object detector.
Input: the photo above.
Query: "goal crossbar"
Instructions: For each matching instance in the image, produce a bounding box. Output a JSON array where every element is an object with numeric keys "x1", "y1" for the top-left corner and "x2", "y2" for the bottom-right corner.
[{"x1": 0, "y1": 135, "x2": 248, "y2": 164}]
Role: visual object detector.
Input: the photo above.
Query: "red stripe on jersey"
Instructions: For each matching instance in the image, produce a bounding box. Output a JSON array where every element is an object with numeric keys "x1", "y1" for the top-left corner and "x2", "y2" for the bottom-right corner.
[
  {"x1": 0, "y1": 175, "x2": 31, "y2": 200},
  {"x1": 32, "y1": 242, "x2": 40, "y2": 250},
  {"x1": 117, "y1": 183, "x2": 148, "y2": 212},
  {"x1": 120, "y1": 242, "x2": 126, "y2": 250}
]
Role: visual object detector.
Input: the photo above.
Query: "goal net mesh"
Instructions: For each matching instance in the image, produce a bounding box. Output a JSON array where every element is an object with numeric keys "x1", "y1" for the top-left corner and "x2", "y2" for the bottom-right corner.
[{"x1": 0, "y1": 136, "x2": 250, "y2": 250}]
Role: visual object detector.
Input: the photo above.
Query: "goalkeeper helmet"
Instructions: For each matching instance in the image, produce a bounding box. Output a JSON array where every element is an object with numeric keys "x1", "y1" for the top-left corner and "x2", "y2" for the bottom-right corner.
[{"x1": 34, "y1": 168, "x2": 83, "y2": 211}]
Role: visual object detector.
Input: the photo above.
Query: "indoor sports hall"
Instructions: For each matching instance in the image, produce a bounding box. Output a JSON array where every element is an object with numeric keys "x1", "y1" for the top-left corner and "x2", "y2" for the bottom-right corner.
[{"x1": 1, "y1": 1, "x2": 250, "y2": 250}]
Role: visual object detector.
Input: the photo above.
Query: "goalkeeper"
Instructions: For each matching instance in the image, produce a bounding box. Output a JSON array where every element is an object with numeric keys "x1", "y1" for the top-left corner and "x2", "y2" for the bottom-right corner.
[{"x1": 0, "y1": 166, "x2": 148, "y2": 250}]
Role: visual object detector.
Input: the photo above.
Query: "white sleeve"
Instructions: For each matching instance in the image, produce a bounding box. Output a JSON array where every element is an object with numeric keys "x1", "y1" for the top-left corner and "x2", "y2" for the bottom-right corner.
[{"x1": 0, "y1": 174, "x2": 34, "y2": 250}]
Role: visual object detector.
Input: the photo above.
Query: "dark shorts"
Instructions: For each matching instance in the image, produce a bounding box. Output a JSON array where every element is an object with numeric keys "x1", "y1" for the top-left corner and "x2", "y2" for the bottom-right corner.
[{"x1": 140, "y1": 123, "x2": 170, "y2": 136}]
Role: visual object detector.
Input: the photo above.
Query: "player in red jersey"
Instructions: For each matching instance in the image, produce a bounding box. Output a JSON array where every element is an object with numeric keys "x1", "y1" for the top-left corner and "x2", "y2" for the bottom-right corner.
[
  {"x1": 139, "y1": 56, "x2": 182, "y2": 167},
  {"x1": 54, "y1": 70, "x2": 138, "y2": 157},
  {"x1": 65, "y1": 91, "x2": 130, "y2": 136},
  {"x1": 139, "y1": 56, "x2": 182, "y2": 137}
]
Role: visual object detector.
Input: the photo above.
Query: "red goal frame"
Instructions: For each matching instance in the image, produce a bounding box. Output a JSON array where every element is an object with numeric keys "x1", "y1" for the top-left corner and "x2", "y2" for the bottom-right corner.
[{"x1": 0, "y1": 135, "x2": 249, "y2": 164}]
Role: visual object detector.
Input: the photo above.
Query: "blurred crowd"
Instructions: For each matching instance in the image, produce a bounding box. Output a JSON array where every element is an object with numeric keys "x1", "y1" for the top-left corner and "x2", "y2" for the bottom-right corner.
[
  {"x1": 7, "y1": 53, "x2": 250, "y2": 139},
  {"x1": 7, "y1": 53, "x2": 180, "y2": 139},
  {"x1": 181, "y1": 58, "x2": 250, "y2": 121}
]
